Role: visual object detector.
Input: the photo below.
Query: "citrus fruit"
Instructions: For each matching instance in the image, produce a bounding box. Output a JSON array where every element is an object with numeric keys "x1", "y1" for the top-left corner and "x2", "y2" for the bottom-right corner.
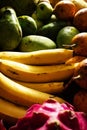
[{"x1": 56, "y1": 26, "x2": 79, "y2": 48}]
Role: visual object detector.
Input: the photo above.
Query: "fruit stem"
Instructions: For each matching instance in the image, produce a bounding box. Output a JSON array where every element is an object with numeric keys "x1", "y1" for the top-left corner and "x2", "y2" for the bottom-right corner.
[{"x1": 73, "y1": 75, "x2": 81, "y2": 80}]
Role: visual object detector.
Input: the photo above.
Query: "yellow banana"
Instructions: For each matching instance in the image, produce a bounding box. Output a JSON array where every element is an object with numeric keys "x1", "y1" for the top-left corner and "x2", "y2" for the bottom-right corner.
[
  {"x1": 0, "y1": 72, "x2": 66, "y2": 107},
  {"x1": 0, "y1": 98, "x2": 26, "y2": 120},
  {"x1": 13, "y1": 80, "x2": 65, "y2": 94},
  {"x1": 0, "y1": 59, "x2": 76, "y2": 82},
  {"x1": 0, "y1": 48, "x2": 73, "y2": 65}
]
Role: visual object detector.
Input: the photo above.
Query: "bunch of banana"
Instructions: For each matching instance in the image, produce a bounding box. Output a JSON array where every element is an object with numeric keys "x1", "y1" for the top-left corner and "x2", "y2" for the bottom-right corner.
[
  {"x1": 0, "y1": 48, "x2": 77, "y2": 121},
  {"x1": 0, "y1": 48, "x2": 73, "y2": 65},
  {"x1": 0, "y1": 97, "x2": 27, "y2": 122}
]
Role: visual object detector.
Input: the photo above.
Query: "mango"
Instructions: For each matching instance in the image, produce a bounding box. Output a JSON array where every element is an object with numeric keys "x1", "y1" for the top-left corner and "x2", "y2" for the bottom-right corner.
[{"x1": 18, "y1": 35, "x2": 56, "y2": 52}]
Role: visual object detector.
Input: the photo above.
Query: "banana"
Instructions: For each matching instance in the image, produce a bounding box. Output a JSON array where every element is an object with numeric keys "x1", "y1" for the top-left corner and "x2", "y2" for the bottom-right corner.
[
  {"x1": 0, "y1": 72, "x2": 66, "y2": 107},
  {"x1": 13, "y1": 80, "x2": 65, "y2": 94},
  {"x1": 0, "y1": 98, "x2": 26, "y2": 120},
  {"x1": 0, "y1": 48, "x2": 73, "y2": 65},
  {"x1": 0, "y1": 59, "x2": 76, "y2": 82}
]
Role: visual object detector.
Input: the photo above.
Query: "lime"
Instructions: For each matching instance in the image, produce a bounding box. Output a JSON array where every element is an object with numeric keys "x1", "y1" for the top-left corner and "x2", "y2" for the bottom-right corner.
[{"x1": 56, "y1": 26, "x2": 79, "y2": 48}]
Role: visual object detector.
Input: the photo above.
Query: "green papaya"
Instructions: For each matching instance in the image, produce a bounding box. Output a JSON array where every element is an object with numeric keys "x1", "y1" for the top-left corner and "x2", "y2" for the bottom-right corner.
[
  {"x1": 18, "y1": 35, "x2": 56, "y2": 52},
  {"x1": 0, "y1": 7, "x2": 22, "y2": 51}
]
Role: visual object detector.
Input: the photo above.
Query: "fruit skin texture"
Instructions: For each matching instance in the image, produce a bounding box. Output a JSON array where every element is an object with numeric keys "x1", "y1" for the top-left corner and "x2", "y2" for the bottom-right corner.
[
  {"x1": 0, "y1": 98, "x2": 26, "y2": 122},
  {"x1": 0, "y1": 72, "x2": 65, "y2": 107},
  {"x1": 73, "y1": 8, "x2": 87, "y2": 31},
  {"x1": 65, "y1": 56, "x2": 86, "y2": 65},
  {"x1": 0, "y1": 7, "x2": 22, "y2": 51},
  {"x1": 71, "y1": 32, "x2": 87, "y2": 57},
  {"x1": 73, "y1": 58, "x2": 87, "y2": 89},
  {"x1": 53, "y1": 0, "x2": 76, "y2": 20},
  {"x1": 9, "y1": 99, "x2": 87, "y2": 130},
  {"x1": 56, "y1": 26, "x2": 79, "y2": 48},
  {"x1": 37, "y1": 20, "x2": 70, "y2": 42},
  {"x1": 0, "y1": 48, "x2": 73, "y2": 65},
  {"x1": 18, "y1": 35, "x2": 56, "y2": 52},
  {"x1": 36, "y1": 1, "x2": 53, "y2": 20},
  {"x1": 0, "y1": 120, "x2": 6, "y2": 130},
  {"x1": 0, "y1": 59, "x2": 75, "y2": 83},
  {"x1": 71, "y1": 0, "x2": 87, "y2": 11},
  {"x1": 73, "y1": 90, "x2": 87, "y2": 113},
  {"x1": 18, "y1": 15, "x2": 37, "y2": 36}
]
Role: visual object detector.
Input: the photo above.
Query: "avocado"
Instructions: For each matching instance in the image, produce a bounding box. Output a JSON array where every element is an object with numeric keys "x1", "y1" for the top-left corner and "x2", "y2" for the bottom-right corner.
[
  {"x1": 37, "y1": 21, "x2": 71, "y2": 42},
  {"x1": 0, "y1": 7, "x2": 22, "y2": 51},
  {"x1": 18, "y1": 35, "x2": 56, "y2": 52}
]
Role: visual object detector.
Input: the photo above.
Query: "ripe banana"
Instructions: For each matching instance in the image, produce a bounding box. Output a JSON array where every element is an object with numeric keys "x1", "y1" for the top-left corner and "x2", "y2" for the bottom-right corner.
[
  {"x1": 0, "y1": 72, "x2": 66, "y2": 107},
  {"x1": 13, "y1": 80, "x2": 65, "y2": 94},
  {"x1": 0, "y1": 59, "x2": 76, "y2": 82},
  {"x1": 0, "y1": 98, "x2": 26, "y2": 120},
  {"x1": 0, "y1": 48, "x2": 73, "y2": 65}
]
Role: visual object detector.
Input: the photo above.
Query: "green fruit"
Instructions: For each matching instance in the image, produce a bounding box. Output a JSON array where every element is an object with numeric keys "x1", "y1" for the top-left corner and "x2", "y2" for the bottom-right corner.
[
  {"x1": 31, "y1": 11, "x2": 44, "y2": 29},
  {"x1": 0, "y1": 7, "x2": 22, "y2": 51},
  {"x1": 56, "y1": 26, "x2": 79, "y2": 48},
  {"x1": 18, "y1": 15, "x2": 37, "y2": 36},
  {"x1": 37, "y1": 20, "x2": 70, "y2": 42},
  {"x1": 18, "y1": 35, "x2": 56, "y2": 52},
  {"x1": 36, "y1": 2, "x2": 53, "y2": 20}
]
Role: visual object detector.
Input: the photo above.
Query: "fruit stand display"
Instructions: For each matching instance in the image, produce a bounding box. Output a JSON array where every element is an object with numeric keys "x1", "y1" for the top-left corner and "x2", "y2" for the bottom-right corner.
[{"x1": 0, "y1": 0, "x2": 87, "y2": 129}]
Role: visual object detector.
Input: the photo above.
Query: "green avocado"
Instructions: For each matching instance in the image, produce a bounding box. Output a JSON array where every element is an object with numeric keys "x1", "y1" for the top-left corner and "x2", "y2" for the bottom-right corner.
[
  {"x1": 18, "y1": 35, "x2": 56, "y2": 52},
  {"x1": 37, "y1": 20, "x2": 70, "y2": 42},
  {"x1": 0, "y1": 6, "x2": 22, "y2": 51}
]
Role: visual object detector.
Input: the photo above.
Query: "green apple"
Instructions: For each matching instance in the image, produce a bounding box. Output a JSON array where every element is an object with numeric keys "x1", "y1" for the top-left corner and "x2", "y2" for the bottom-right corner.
[{"x1": 36, "y1": 2, "x2": 53, "y2": 20}]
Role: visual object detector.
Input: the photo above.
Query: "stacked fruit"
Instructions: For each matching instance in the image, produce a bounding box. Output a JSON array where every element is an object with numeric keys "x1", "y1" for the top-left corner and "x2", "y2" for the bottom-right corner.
[{"x1": 0, "y1": 0, "x2": 87, "y2": 128}]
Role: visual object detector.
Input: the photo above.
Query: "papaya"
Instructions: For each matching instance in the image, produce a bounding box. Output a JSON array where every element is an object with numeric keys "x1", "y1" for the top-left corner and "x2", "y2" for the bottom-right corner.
[
  {"x1": 18, "y1": 35, "x2": 56, "y2": 52},
  {"x1": 0, "y1": 7, "x2": 22, "y2": 51}
]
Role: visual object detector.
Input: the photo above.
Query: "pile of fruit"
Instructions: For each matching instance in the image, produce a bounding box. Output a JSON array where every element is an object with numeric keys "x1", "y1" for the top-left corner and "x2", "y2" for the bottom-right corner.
[{"x1": 0, "y1": 0, "x2": 87, "y2": 129}]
